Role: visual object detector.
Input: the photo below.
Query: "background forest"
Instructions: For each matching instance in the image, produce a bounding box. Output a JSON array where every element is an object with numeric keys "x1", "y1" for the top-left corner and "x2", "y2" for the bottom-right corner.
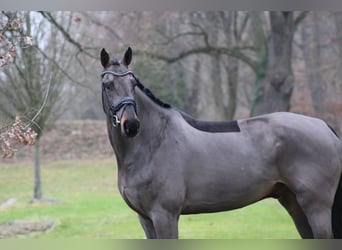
[
  {"x1": 1, "y1": 11, "x2": 342, "y2": 199},
  {"x1": 1, "y1": 11, "x2": 341, "y2": 128}
]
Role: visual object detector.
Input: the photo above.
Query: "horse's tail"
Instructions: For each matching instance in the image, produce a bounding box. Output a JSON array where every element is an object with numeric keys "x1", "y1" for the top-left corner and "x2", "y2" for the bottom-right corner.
[
  {"x1": 332, "y1": 173, "x2": 342, "y2": 238},
  {"x1": 332, "y1": 126, "x2": 342, "y2": 238}
]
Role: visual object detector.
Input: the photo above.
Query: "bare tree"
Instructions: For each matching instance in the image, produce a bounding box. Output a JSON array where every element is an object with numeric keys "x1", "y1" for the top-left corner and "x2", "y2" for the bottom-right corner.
[
  {"x1": 19, "y1": 11, "x2": 341, "y2": 134},
  {"x1": 0, "y1": 12, "x2": 32, "y2": 67},
  {"x1": 0, "y1": 12, "x2": 74, "y2": 200},
  {"x1": 0, "y1": 11, "x2": 38, "y2": 157},
  {"x1": 137, "y1": 11, "x2": 308, "y2": 117},
  {"x1": 250, "y1": 12, "x2": 295, "y2": 115},
  {"x1": 133, "y1": 11, "x2": 251, "y2": 119},
  {"x1": 39, "y1": 11, "x2": 247, "y2": 120},
  {"x1": 218, "y1": 11, "x2": 248, "y2": 119}
]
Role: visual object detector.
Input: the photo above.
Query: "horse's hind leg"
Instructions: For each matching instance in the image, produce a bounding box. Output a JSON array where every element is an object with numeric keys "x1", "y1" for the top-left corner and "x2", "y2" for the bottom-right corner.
[
  {"x1": 276, "y1": 184, "x2": 313, "y2": 238},
  {"x1": 297, "y1": 199, "x2": 333, "y2": 239},
  {"x1": 291, "y1": 185, "x2": 334, "y2": 238},
  {"x1": 138, "y1": 214, "x2": 156, "y2": 239}
]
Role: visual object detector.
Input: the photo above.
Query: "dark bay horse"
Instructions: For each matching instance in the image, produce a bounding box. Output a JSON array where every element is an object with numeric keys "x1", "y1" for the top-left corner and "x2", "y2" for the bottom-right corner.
[{"x1": 100, "y1": 47, "x2": 342, "y2": 239}]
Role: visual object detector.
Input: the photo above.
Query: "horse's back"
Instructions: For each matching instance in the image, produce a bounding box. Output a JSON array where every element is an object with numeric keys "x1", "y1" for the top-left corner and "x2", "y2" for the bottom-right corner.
[
  {"x1": 241, "y1": 112, "x2": 339, "y2": 148},
  {"x1": 265, "y1": 112, "x2": 340, "y2": 153}
]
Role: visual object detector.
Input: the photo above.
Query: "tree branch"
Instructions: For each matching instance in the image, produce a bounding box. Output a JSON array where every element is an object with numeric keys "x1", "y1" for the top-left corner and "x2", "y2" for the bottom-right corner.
[
  {"x1": 24, "y1": 74, "x2": 51, "y2": 130},
  {"x1": 155, "y1": 29, "x2": 209, "y2": 47},
  {"x1": 38, "y1": 11, "x2": 96, "y2": 59},
  {"x1": 188, "y1": 21, "x2": 210, "y2": 46},
  {"x1": 237, "y1": 12, "x2": 250, "y2": 42},
  {"x1": 136, "y1": 46, "x2": 258, "y2": 73},
  {"x1": 35, "y1": 45, "x2": 94, "y2": 92},
  {"x1": 81, "y1": 12, "x2": 122, "y2": 41},
  {"x1": 294, "y1": 11, "x2": 310, "y2": 27}
]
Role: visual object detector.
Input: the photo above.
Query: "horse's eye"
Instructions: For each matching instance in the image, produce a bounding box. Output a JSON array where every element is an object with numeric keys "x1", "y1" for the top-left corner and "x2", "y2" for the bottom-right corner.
[{"x1": 104, "y1": 82, "x2": 112, "y2": 90}]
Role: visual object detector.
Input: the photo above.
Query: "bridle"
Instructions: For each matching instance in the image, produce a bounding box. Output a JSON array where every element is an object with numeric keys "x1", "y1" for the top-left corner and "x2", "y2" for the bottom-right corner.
[{"x1": 101, "y1": 70, "x2": 138, "y2": 127}]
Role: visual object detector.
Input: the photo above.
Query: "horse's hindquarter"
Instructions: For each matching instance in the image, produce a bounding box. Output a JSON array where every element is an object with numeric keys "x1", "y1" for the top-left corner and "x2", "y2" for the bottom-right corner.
[
  {"x1": 261, "y1": 113, "x2": 342, "y2": 197},
  {"x1": 262, "y1": 113, "x2": 341, "y2": 171},
  {"x1": 244, "y1": 112, "x2": 342, "y2": 204}
]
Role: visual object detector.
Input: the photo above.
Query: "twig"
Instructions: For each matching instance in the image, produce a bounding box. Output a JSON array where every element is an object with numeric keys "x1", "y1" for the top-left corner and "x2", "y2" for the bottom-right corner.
[
  {"x1": 38, "y1": 11, "x2": 95, "y2": 59},
  {"x1": 24, "y1": 74, "x2": 51, "y2": 130},
  {"x1": 136, "y1": 45, "x2": 258, "y2": 73}
]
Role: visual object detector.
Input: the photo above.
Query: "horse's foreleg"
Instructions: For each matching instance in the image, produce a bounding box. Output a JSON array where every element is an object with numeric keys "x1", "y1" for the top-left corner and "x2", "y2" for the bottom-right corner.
[
  {"x1": 150, "y1": 209, "x2": 179, "y2": 239},
  {"x1": 139, "y1": 214, "x2": 157, "y2": 239}
]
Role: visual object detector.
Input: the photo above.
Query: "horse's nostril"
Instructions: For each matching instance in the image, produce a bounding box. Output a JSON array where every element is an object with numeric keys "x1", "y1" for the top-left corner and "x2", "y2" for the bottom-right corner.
[{"x1": 123, "y1": 119, "x2": 140, "y2": 137}]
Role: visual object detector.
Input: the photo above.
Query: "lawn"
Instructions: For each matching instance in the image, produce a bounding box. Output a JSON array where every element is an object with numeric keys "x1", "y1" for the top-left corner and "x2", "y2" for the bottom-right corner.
[{"x1": 0, "y1": 160, "x2": 300, "y2": 239}]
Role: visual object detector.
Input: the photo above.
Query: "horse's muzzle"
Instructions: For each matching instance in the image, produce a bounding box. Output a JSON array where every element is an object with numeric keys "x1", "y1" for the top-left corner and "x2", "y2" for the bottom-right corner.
[
  {"x1": 120, "y1": 105, "x2": 140, "y2": 137},
  {"x1": 123, "y1": 119, "x2": 140, "y2": 137}
]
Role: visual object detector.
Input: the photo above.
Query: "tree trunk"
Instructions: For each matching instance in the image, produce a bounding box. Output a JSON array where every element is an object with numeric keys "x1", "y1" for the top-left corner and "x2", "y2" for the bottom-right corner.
[
  {"x1": 301, "y1": 13, "x2": 324, "y2": 117},
  {"x1": 251, "y1": 12, "x2": 295, "y2": 116},
  {"x1": 206, "y1": 11, "x2": 225, "y2": 120},
  {"x1": 185, "y1": 58, "x2": 200, "y2": 116},
  {"x1": 249, "y1": 12, "x2": 267, "y2": 116},
  {"x1": 334, "y1": 11, "x2": 342, "y2": 82},
  {"x1": 220, "y1": 11, "x2": 239, "y2": 120},
  {"x1": 225, "y1": 56, "x2": 238, "y2": 119},
  {"x1": 210, "y1": 53, "x2": 225, "y2": 119},
  {"x1": 33, "y1": 138, "x2": 42, "y2": 200}
]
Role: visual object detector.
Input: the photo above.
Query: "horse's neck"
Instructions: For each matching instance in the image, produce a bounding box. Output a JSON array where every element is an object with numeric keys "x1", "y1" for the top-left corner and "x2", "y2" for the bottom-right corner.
[
  {"x1": 109, "y1": 87, "x2": 172, "y2": 166},
  {"x1": 106, "y1": 118, "x2": 126, "y2": 164},
  {"x1": 135, "y1": 87, "x2": 170, "y2": 125},
  {"x1": 135, "y1": 87, "x2": 173, "y2": 143}
]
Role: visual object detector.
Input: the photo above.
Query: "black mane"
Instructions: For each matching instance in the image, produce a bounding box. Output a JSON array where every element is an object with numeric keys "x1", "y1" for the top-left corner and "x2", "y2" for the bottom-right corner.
[
  {"x1": 133, "y1": 77, "x2": 240, "y2": 133},
  {"x1": 135, "y1": 80, "x2": 171, "y2": 109},
  {"x1": 134, "y1": 77, "x2": 240, "y2": 133},
  {"x1": 107, "y1": 58, "x2": 171, "y2": 109}
]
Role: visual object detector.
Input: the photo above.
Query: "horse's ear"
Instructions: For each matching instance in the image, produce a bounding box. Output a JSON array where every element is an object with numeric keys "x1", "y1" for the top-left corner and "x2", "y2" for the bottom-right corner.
[
  {"x1": 122, "y1": 47, "x2": 132, "y2": 67},
  {"x1": 101, "y1": 48, "x2": 110, "y2": 68}
]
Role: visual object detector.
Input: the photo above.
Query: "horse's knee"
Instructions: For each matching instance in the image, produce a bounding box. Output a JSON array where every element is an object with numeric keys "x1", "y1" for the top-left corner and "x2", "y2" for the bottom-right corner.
[
  {"x1": 150, "y1": 210, "x2": 179, "y2": 239},
  {"x1": 139, "y1": 215, "x2": 156, "y2": 239}
]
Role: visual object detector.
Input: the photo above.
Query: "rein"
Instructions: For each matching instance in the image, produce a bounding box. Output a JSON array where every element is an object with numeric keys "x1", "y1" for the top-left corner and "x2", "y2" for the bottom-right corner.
[{"x1": 101, "y1": 70, "x2": 138, "y2": 127}]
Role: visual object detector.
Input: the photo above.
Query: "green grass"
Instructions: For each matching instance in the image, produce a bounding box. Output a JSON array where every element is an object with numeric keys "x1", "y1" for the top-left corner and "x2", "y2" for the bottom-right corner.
[{"x1": 0, "y1": 160, "x2": 299, "y2": 239}]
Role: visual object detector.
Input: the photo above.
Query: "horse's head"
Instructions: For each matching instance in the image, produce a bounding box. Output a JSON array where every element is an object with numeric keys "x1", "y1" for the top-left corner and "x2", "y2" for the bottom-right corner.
[{"x1": 100, "y1": 47, "x2": 140, "y2": 138}]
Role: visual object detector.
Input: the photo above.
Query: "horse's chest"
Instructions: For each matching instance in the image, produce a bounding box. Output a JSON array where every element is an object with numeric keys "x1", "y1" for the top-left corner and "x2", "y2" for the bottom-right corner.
[
  {"x1": 121, "y1": 186, "x2": 140, "y2": 212},
  {"x1": 119, "y1": 184, "x2": 154, "y2": 217},
  {"x1": 118, "y1": 170, "x2": 153, "y2": 216}
]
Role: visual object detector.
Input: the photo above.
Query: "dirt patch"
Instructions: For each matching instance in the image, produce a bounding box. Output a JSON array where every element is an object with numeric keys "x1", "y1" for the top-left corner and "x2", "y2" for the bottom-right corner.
[{"x1": 0, "y1": 219, "x2": 56, "y2": 238}]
